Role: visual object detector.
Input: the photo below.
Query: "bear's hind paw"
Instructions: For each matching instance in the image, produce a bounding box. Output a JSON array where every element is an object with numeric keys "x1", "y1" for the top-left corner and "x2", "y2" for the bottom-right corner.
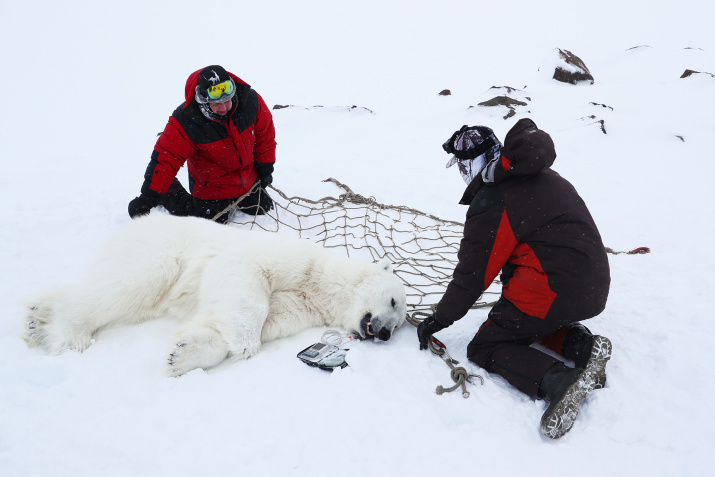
[{"x1": 24, "y1": 318, "x2": 46, "y2": 348}]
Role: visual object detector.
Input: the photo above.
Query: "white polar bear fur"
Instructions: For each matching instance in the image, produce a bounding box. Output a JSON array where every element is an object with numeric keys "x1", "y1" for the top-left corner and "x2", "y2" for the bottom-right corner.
[{"x1": 22, "y1": 214, "x2": 407, "y2": 376}]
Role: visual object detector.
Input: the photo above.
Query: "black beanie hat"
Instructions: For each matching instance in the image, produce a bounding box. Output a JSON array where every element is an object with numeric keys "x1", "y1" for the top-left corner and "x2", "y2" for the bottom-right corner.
[
  {"x1": 198, "y1": 65, "x2": 230, "y2": 90},
  {"x1": 195, "y1": 65, "x2": 236, "y2": 104}
]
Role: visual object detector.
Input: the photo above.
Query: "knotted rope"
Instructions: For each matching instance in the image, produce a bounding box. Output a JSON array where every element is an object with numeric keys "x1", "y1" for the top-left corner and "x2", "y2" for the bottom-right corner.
[{"x1": 407, "y1": 311, "x2": 483, "y2": 398}]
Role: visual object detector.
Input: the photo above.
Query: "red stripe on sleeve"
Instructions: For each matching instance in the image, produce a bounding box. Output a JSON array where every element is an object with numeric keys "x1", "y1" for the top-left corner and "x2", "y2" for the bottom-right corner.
[{"x1": 484, "y1": 211, "x2": 518, "y2": 290}]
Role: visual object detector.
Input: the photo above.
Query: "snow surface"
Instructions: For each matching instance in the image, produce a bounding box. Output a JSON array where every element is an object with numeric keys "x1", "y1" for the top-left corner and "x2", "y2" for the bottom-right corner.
[{"x1": 1, "y1": 1, "x2": 714, "y2": 475}]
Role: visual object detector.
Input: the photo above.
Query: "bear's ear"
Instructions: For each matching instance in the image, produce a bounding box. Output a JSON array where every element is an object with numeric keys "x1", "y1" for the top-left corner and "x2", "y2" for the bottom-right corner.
[{"x1": 376, "y1": 257, "x2": 393, "y2": 273}]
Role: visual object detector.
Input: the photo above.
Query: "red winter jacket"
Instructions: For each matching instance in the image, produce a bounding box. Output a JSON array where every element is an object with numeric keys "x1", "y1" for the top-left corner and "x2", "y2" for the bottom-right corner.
[
  {"x1": 435, "y1": 118, "x2": 610, "y2": 326},
  {"x1": 140, "y1": 69, "x2": 276, "y2": 200}
]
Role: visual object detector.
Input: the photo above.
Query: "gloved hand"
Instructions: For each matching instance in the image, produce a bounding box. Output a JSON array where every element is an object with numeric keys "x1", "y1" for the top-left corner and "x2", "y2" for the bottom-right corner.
[
  {"x1": 254, "y1": 161, "x2": 274, "y2": 189},
  {"x1": 417, "y1": 314, "x2": 448, "y2": 350},
  {"x1": 128, "y1": 193, "x2": 160, "y2": 219},
  {"x1": 259, "y1": 174, "x2": 273, "y2": 188}
]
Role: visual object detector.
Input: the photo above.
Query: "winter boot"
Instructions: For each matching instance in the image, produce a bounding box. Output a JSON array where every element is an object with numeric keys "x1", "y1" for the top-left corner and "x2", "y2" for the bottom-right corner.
[
  {"x1": 538, "y1": 363, "x2": 597, "y2": 439},
  {"x1": 562, "y1": 324, "x2": 612, "y2": 389}
]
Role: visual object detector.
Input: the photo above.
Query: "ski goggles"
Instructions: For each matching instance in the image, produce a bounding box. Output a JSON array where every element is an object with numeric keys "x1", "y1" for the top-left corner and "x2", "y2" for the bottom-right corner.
[{"x1": 206, "y1": 79, "x2": 235, "y2": 101}]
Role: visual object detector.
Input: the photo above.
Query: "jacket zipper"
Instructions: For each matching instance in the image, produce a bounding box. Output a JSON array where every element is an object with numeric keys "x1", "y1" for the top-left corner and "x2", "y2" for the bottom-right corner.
[{"x1": 225, "y1": 121, "x2": 244, "y2": 189}]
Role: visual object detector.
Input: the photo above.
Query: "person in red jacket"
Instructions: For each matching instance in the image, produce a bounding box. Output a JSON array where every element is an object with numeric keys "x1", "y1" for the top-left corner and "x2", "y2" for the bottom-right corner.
[
  {"x1": 418, "y1": 119, "x2": 612, "y2": 439},
  {"x1": 128, "y1": 65, "x2": 276, "y2": 223}
]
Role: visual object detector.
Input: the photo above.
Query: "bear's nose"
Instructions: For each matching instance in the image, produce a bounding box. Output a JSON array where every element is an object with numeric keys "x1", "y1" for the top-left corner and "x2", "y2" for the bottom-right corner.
[{"x1": 377, "y1": 328, "x2": 391, "y2": 341}]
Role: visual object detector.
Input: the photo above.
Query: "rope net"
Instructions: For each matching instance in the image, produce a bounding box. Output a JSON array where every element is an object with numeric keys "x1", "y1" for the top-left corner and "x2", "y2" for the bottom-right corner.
[
  {"x1": 221, "y1": 178, "x2": 502, "y2": 316},
  {"x1": 220, "y1": 178, "x2": 649, "y2": 317}
]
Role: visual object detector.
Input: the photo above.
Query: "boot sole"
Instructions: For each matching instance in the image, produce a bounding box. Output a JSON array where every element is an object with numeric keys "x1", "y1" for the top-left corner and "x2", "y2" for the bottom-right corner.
[
  {"x1": 586, "y1": 336, "x2": 612, "y2": 389},
  {"x1": 540, "y1": 368, "x2": 597, "y2": 439}
]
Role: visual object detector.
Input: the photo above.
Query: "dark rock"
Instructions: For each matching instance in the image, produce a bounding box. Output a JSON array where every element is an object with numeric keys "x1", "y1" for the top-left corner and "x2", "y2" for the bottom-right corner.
[
  {"x1": 272, "y1": 104, "x2": 374, "y2": 114},
  {"x1": 590, "y1": 102, "x2": 614, "y2": 110},
  {"x1": 473, "y1": 96, "x2": 529, "y2": 120},
  {"x1": 596, "y1": 119, "x2": 606, "y2": 134},
  {"x1": 681, "y1": 69, "x2": 714, "y2": 78},
  {"x1": 553, "y1": 49, "x2": 594, "y2": 85},
  {"x1": 438, "y1": 89, "x2": 451, "y2": 96},
  {"x1": 349, "y1": 105, "x2": 374, "y2": 113},
  {"x1": 579, "y1": 116, "x2": 606, "y2": 134},
  {"x1": 477, "y1": 96, "x2": 528, "y2": 108},
  {"x1": 488, "y1": 85, "x2": 523, "y2": 94}
]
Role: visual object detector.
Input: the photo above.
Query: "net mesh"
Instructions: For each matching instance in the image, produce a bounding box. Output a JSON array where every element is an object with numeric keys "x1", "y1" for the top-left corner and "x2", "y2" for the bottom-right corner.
[{"x1": 221, "y1": 179, "x2": 501, "y2": 315}]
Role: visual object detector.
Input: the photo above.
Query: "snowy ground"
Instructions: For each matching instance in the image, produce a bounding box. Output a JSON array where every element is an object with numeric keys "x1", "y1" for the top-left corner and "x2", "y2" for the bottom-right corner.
[{"x1": 1, "y1": 1, "x2": 714, "y2": 475}]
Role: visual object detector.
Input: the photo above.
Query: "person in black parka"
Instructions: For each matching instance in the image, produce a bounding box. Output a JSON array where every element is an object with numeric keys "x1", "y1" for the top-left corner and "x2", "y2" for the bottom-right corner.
[{"x1": 418, "y1": 119, "x2": 612, "y2": 439}]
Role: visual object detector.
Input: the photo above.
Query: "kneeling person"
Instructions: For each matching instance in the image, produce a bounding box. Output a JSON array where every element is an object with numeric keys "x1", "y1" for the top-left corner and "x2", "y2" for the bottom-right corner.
[
  {"x1": 128, "y1": 65, "x2": 276, "y2": 223},
  {"x1": 418, "y1": 120, "x2": 612, "y2": 439}
]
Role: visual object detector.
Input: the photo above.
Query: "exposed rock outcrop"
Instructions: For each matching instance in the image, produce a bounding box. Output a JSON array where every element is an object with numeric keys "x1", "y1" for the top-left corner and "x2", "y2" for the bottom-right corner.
[{"x1": 553, "y1": 49, "x2": 594, "y2": 85}]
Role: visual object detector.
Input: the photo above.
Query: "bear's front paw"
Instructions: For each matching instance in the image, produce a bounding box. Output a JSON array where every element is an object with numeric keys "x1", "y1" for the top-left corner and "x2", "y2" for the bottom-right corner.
[
  {"x1": 165, "y1": 329, "x2": 230, "y2": 377},
  {"x1": 167, "y1": 342, "x2": 196, "y2": 377}
]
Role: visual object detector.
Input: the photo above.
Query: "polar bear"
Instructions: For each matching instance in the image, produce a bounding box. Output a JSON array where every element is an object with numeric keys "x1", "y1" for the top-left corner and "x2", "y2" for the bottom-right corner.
[{"x1": 22, "y1": 214, "x2": 407, "y2": 376}]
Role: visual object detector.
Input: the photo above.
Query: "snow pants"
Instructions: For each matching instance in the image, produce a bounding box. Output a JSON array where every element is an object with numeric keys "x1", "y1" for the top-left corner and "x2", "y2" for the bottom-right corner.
[
  {"x1": 162, "y1": 179, "x2": 273, "y2": 223},
  {"x1": 466, "y1": 297, "x2": 585, "y2": 398}
]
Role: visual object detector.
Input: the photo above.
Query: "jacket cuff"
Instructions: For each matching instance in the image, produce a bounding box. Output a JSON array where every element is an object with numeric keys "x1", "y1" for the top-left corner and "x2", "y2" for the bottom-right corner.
[{"x1": 255, "y1": 161, "x2": 274, "y2": 177}]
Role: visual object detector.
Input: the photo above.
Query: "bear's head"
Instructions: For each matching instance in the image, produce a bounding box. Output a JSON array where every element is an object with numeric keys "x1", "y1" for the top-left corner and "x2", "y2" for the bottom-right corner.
[{"x1": 349, "y1": 258, "x2": 407, "y2": 341}]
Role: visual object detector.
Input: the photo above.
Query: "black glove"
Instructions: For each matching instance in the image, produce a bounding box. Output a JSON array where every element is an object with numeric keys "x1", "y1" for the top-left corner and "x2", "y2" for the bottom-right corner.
[
  {"x1": 417, "y1": 314, "x2": 448, "y2": 350},
  {"x1": 128, "y1": 193, "x2": 160, "y2": 219},
  {"x1": 255, "y1": 162, "x2": 274, "y2": 189},
  {"x1": 259, "y1": 174, "x2": 273, "y2": 188}
]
